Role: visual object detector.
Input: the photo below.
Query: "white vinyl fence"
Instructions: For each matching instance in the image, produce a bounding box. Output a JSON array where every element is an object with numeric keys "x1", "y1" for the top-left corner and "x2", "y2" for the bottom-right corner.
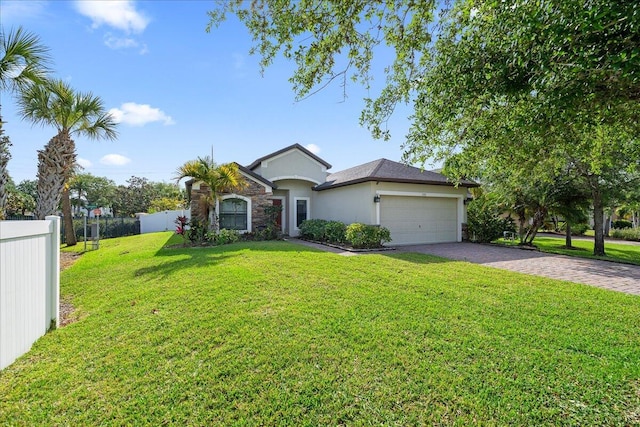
[
  {"x1": 139, "y1": 209, "x2": 190, "y2": 234},
  {"x1": 0, "y1": 216, "x2": 60, "y2": 370}
]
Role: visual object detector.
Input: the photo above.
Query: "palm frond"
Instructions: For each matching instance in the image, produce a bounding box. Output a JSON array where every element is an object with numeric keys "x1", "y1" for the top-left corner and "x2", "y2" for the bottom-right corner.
[
  {"x1": 17, "y1": 78, "x2": 118, "y2": 140},
  {"x1": 0, "y1": 26, "x2": 52, "y2": 92},
  {"x1": 16, "y1": 81, "x2": 57, "y2": 128}
]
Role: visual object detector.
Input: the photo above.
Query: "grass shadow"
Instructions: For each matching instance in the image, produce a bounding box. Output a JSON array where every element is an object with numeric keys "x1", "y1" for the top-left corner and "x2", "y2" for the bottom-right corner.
[
  {"x1": 133, "y1": 252, "x2": 237, "y2": 279},
  {"x1": 380, "y1": 251, "x2": 453, "y2": 265}
]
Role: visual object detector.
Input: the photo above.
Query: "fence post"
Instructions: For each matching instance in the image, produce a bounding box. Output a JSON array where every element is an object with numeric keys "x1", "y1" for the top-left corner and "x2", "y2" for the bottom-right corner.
[{"x1": 45, "y1": 216, "x2": 61, "y2": 329}]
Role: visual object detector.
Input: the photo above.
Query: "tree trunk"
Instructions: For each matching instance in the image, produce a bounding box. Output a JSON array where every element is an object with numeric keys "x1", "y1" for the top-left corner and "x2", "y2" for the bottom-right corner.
[
  {"x1": 603, "y1": 214, "x2": 611, "y2": 237},
  {"x1": 523, "y1": 206, "x2": 546, "y2": 244},
  {"x1": 518, "y1": 211, "x2": 527, "y2": 242},
  {"x1": 61, "y1": 186, "x2": 77, "y2": 246},
  {"x1": 34, "y1": 133, "x2": 76, "y2": 219},
  {"x1": 592, "y1": 190, "x2": 606, "y2": 256},
  {"x1": 0, "y1": 133, "x2": 11, "y2": 220},
  {"x1": 565, "y1": 222, "x2": 572, "y2": 248}
]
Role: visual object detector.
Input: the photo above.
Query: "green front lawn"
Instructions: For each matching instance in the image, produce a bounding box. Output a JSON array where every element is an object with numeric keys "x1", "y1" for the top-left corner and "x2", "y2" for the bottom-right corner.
[
  {"x1": 497, "y1": 235, "x2": 640, "y2": 265},
  {"x1": 2, "y1": 232, "x2": 639, "y2": 425}
]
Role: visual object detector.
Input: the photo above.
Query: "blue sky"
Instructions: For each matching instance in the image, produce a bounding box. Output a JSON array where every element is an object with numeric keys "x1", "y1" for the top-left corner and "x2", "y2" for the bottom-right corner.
[{"x1": 2, "y1": 0, "x2": 420, "y2": 186}]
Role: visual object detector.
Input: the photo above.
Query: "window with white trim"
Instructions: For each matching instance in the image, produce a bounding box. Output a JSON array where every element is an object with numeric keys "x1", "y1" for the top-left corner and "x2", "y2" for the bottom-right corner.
[
  {"x1": 219, "y1": 198, "x2": 248, "y2": 230},
  {"x1": 295, "y1": 198, "x2": 309, "y2": 228}
]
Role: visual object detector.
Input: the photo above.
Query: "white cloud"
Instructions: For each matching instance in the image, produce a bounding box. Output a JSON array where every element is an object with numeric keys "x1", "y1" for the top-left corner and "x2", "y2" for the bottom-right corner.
[
  {"x1": 2, "y1": 1, "x2": 47, "y2": 22},
  {"x1": 305, "y1": 143, "x2": 321, "y2": 154},
  {"x1": 74, "y1": 0, "x2": 149, "y2": 34},
  {"x1": 100, "y1": 154, "x2": 131, "y2": 166},
  {"x1": 104, "y1": 33, "x2": 138, "y2": 49},
  {"x1": 103, "y1": 33, "x2": 149, "y2": 54},
  {"x1": 109, "y1": 102, "x2": 175, "y2": 126},
  {"x1": 77, "y1": 158, "x2": 93, "y2": 169}
]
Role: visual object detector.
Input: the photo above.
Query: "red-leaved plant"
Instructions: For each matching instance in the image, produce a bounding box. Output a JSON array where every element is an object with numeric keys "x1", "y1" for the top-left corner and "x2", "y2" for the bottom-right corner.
[{"x1": 175, "y1": 216, "x2": 189, "y2": 245}]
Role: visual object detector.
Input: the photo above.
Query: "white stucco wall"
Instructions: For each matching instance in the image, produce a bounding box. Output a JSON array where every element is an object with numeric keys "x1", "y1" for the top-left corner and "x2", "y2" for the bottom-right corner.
[
  {"x1": 254, "y1": 149, "x2": 327, "y2": 185},
  {"x1": 313, "y1": 182, "x2": 377, "y2": 225}
]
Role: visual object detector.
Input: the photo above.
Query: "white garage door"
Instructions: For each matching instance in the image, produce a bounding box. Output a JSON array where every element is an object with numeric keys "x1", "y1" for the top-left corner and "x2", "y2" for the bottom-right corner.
[{"x1": 380, "y1": 196, "x2": 458, "y2": 245}]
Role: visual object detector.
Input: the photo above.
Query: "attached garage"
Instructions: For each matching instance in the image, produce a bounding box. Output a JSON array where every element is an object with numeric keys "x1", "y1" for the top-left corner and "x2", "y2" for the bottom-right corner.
[
  {"x1": 313, "y1": 157, "x2": 478, "y2": 245},
  {"x1": 380, "y1": 195, "x2": 460, "y2": 245}
]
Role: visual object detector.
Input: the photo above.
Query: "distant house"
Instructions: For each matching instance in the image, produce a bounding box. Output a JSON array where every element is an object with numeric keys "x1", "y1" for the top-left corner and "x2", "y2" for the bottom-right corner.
[{"x1": 186, "y1": 144, "x2": 478, "y2": 245}]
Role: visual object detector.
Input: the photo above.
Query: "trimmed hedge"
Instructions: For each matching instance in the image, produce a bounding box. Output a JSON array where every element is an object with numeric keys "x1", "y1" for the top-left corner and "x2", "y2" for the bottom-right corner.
[
  {"x1": 611, "y1": 227, "x2": 640, "y2": 241},
  {"x1": 345, "y1": 223, "x2": 391, "y2": 249},
  {"x1": 324, "y1": 221, "x2": 347, "y2": 244},
  {"x1": 298, "y1": 219, "x2": 328, "y2": 241},
  {"x1": 299, "y1": 219, "x2": 391, "y2": 248}
]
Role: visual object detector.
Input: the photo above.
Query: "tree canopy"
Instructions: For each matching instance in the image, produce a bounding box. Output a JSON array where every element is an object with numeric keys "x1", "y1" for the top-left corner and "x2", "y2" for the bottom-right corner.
[{"x1": 210, "y1": 0, "x2": 640, "y2": 255}]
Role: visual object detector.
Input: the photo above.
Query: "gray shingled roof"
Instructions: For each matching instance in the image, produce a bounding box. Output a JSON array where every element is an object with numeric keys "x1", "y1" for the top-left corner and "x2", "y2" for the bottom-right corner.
[
  {"x1": 314, "y1": 158, "x2": 478, "y2": 190},
  {"x1": 236, "y1": 163, "x2": 276, "y2": 189},
  {"x1": 247, "y1": 143, "x2": 332, "y2": 170}
]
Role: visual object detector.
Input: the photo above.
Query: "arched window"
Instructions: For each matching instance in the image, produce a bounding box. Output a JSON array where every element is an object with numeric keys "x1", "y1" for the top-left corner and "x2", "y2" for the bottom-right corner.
[{"x1": 219, "y1": 198, "x2": 248, "y2": 230}]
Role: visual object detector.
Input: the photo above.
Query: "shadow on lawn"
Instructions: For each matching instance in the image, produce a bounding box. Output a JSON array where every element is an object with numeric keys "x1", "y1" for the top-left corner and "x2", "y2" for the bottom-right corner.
[
  {"x1": 133, "y1": 237, "x2": 331, "y2": 279},
  {"x1": 380, "y1": 251, "x2": 452, "y2": 265}
]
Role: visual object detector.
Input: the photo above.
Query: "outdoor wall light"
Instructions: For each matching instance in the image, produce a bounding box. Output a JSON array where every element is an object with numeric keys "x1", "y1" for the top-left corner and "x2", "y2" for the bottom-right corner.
[{"x1": 373, "y1": 195, "x2": 381, "y2": 203}]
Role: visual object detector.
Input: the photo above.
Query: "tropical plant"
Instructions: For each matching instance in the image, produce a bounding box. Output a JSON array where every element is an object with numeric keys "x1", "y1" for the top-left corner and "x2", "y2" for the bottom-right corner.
[
  {"x1": 1, "y1": 26, "x2": 51, "y2": 93},
  {"x1": 0, "y1": 27, "x2": 51, "y2": 218},
  {"x1": 215, "y1": 228, "x2": 241, "y2": 245},
  {"x1": 259, "y1": 203, "x2": 283, "y2": 240},
  {"x1": 174, "y1": 157, "x2": 246, "y2": 229},
  {"x1": 17, "y1": 79, "x2": 117, "y2": 219}
]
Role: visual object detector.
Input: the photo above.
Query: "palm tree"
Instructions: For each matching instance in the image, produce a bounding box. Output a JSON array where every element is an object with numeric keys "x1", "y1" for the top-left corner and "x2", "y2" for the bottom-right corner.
[
  {"x1": 174, "y1": 156, "x2": 246, "y2": 229},
  {"x1": 0, "y1": 26, "x2": 51, "y2": 219},
  {"x1": 61, "y1": 163, "x2": 84, "y2": 246},
  {"x1": 17, "y1": 79, "x2": 117, "y2": 219}
]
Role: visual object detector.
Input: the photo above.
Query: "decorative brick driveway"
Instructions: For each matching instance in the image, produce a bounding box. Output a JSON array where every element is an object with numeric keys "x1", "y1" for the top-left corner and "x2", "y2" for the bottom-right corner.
[{"x1": 397, "y1": 242, "x2": 640, "y2": 296}]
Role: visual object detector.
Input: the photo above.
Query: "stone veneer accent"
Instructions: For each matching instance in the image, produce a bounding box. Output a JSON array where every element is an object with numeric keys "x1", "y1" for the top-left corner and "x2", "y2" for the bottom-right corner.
[{"x1": 190, "y1": 180, "x2": 273, "y2": 231}]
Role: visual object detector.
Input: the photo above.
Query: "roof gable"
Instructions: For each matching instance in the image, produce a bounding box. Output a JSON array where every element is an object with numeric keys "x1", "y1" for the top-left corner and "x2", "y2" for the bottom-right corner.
[
  {"x1": 236, "y1": 163, "x2": 276, "y2": 190},
  {"x1": 314, "y1": 158, "x2": 478, "y2": 190},
  {"x1": 247, "y1": 143, "x2": 332, "y2": 170}
]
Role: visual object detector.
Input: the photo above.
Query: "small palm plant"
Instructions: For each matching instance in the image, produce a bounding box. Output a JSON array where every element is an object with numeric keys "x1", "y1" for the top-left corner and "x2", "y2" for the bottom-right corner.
[
  {"x1": 18, "y1": 79, "x2": 117, "y2": 219},
  {"x1": 174, "y1": 156, "x2": 246, "y2": 230}
]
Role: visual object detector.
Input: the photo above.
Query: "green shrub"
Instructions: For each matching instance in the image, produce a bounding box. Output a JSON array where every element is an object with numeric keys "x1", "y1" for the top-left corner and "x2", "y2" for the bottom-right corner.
[
  {"x1": 215, "y1": 229, "x2": 241, "y2": 245},
  {"x1": 570, "y1": 223, "x2": 590, "y2": 236},
  {"x1": 467, "y1": 200, "x2": 515, "y2": 243},
  {"x1": 611, "y1": 227, "x2": 640, "y2": 241},
  {"x1": 324, "y1": 221, "x2": 347, "y2": 243},
  {"x1": 612, "y1": 219, "x2": 633, "y2": 229},
  {"x1": 345, "y1": 223, "x2": 391, "y2": 249},
  {"x1": 187, "y1": 218, "x2": 210, "y2": 244},
  {"x1": 299, "y1": 219, "x2": 328, "y2": 241}
]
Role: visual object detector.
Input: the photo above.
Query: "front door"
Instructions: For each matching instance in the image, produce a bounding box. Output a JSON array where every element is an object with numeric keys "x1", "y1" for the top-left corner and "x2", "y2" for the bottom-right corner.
[{"x1": 272, "y1": 199, "x2": 283, "y2": 231}]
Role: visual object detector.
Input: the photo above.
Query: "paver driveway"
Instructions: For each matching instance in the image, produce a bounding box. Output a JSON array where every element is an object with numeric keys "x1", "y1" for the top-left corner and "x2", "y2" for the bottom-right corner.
[
  {"x1": 398, "y1": 242, "x2": 640, "y2": 296},
  {"x1": 291, "y1": 239, "x2": 640, "y2": 296}
]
